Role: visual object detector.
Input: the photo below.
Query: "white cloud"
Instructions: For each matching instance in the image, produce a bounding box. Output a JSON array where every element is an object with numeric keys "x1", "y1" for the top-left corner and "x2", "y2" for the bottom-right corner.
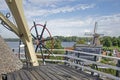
[
  {"x1": 1, "y1": 12, "x2": 120, "y2": 38},
  {"x1": 23, "y1": 0, "x2": 95, "y2": 19},
  {"x1": 50, "y1": 4, "x2": 95, "y2": 13},
  {"x1": 0, "y1": 0, "x2": 9, "y2": 12},
  {"x1": 24, "y1": 0, "x2": 75, "y2": 8},
  {"x1": 42, "y1": 14, "x2": 120, "y2": 37},
  {"x1": 49, "y1": 19, "x2": 89, "y2": 28},
  {"x1": 93, "y1": 14, "x2": 120, "y2": 36},
  {"x1": 0, "y1": 0, "x2": 120, "y2": 38},
  {"x1": 76, "y1": 4, "x2": 95, "y2": 10},
  {"x1": 96, "y1": 14, "x2": 120, "y2": 25},
  {"x1": 29, "y1": 17, "x2": 94, "y2": 37}
]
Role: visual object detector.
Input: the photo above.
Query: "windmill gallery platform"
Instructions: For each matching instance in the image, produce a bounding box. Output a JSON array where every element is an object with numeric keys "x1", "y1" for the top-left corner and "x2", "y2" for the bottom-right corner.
[
  {"x1": 6, "y1": 64, "x2": 100, "y2": 80},
  {"x1": 0, "y1": 35, "x2": 100, "y2": 80},
  {"x1": 0, "y1": 0, "x2": 120, "y2": 80}
]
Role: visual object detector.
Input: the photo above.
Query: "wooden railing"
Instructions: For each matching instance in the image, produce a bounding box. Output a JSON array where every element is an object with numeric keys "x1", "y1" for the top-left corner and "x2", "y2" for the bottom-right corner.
[{"x1": 16, "y1": 49, "x2": 120, "y2": 80}]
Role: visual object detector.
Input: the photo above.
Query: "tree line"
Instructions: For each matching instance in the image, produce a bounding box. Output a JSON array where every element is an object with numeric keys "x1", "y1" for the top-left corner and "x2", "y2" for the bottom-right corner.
[
  {"x1": 100, "y1": 36, "x2": 120, "y2": 47},
  {"x1": 54, "y1": 36, "x2": 120, "y2": 47},
  {"x1": 4, "y1": 36, "x2": 120, "y2": 48},
  {"x1": 54, "y1": 36, "x2": 91, "y2": 42}
]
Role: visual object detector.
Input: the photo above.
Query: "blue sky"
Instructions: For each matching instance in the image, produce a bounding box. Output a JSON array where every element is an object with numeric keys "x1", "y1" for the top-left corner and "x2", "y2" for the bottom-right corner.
[{"x1": 0, "y1": 0, "x2": 120, "y2": 38}]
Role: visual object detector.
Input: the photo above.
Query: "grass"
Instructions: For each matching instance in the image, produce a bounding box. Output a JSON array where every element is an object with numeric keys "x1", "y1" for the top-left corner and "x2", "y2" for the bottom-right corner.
[{"x1": 98, "y1": 68, "x2": 117, "y2": 76}]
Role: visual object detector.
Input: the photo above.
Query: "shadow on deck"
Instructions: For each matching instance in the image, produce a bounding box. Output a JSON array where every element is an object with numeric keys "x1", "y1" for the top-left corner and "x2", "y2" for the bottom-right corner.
[{"x1": 6, "y1": 64, "x2": 101, "y2": 80}]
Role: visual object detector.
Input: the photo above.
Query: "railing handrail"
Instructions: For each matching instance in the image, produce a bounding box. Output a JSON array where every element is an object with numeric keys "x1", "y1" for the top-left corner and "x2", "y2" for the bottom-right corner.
[
  {"x1": 37, "y1": 49, "x2": 120, "y2": 60},
  {"x1": 16, "y1": 49, "x2": 120, "y2": 80},
  {"x1": 37, "y1": 53, "x2": 120, "y2": 80},
  {"x1": 65, "y1": 61, "x2": 120, "y2": 80},
  {"x1": 36, "y1": 53, "x2": 120, "y2": 71},
  {"x1": 15, "y1": 48, "x2": 120, "y2": 60},
  {"x1": 67, "y1": 49, "x2": 120, "y2": 60}
]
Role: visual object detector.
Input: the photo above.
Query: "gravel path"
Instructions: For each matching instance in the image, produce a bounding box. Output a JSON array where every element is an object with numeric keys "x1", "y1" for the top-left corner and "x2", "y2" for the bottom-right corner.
[{"x1": 0, "y1": 36, "x2": 23, "y2": 75}]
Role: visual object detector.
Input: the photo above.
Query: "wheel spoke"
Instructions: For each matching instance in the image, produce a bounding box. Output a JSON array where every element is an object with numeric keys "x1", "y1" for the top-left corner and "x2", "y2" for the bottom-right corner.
[
  {"x1": 39, "y1": 45, "x2": 45, "y2": 65},
  {"x1": 39, "y1": 21, "x2": 47, "y2": 40},
  {"x1": 41, "y1": 43, "x2": 53, "y2": 55},
  {"x1": 34, "y1": 21, "x2": 39, "y2": 39},
  {"x1": 31, "y1": 33, "x2": 36, "y2": 39},
  {"x1": 35, "y1": 45, "x2": 39, "y2": 52}
]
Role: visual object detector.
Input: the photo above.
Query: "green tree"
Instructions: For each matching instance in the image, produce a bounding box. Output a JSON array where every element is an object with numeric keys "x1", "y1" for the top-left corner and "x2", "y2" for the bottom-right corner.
[
  {"x1": 54, "y1": 39, "x2": 63, "y2": 49},
  {"x1": 76, "y1": 39, "x2": 85, "y2": 44},
  {"x1": 112, "y1": 37, "x2": 118, "y2": 46},
  {"x1": 45, "y1": 40, "x2": 53, "y2": 49},
  {"x1": 117, "y1": 36, "x2": 120, "y2": 47},
  {"x1": 46, "y1": 39, "x2": 63, "y2": 49},
  {"x1": 102, "y1": 36, "x2": 112, "y2": 47}
]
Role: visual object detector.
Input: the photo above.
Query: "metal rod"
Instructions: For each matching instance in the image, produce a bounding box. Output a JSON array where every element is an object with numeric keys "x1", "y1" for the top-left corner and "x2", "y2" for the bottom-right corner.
[
  {"x1": 34, "y1": 21, "x2": 39, "y2": 38},
  {"x1": 18, "y1": 40, "x2": 21, "y2": 59},
  {"x1": 39, "y1": 45, "x2": 46, "y2": 65},
  {"x1": 39, "y1": 22, "x2": 46, "y2": 40}
]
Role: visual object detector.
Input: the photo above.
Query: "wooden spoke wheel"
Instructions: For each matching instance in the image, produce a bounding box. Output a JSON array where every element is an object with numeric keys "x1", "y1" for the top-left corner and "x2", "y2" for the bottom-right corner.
[{"x1": 30, "y1": 22, "x2": 54, "y2": 64}]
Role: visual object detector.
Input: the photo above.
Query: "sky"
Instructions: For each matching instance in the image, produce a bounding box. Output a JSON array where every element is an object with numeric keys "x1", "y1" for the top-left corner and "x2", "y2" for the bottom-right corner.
[{"x1": 0, "y1": 0, "x2": 120, "y2": 38}]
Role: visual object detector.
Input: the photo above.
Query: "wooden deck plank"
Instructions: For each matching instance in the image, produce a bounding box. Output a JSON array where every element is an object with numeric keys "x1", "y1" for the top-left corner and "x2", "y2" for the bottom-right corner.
[
  {"x1": 19, "y1": 70, "x2": 30, "y2": 80},
  {"x1": 23, "y1": 70, "x2": 36, "y2": 80},
  {"x1": 59, "y1": 65, "x2": 98, "y2": 79},
  {"x1": 46, "y1": 64, "x2": 78, "y2": 80},
  {"x1": 56, "y1": 65, "x2": 90, "y2": 79},
  {"x1": 13, "y1": 71, "x2": 21, "y2": 80},
  {"x1": 34, "y1": 67, "x2": 52, "y2": 80},
  {"x1": 29, "y1": 69, "x2": 43, "y2": 80},
  {"x1": 7, "y1": 64, "x2": 100, "y2": 80},
  {"x1": 39, "y1": 66, "x2": 60, "y2": 80},
  {"x1": 43, "y1": 66, "x2": 66, "y2": 80},
  {"x1": 7, "y1": 73, "x2": 14, "y2": 80},
  {"x1": 46, "y1": 65, "x2": 76, "y2": 80},
  {"x1": 40, "y1": 66, "x2": 65, "y2": 80},
  {"x1": 57, "y1": 65, "x2": 98, "y2": 80}
]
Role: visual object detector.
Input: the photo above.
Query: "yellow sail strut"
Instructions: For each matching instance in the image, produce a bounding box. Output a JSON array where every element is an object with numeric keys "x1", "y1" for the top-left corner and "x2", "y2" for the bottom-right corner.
[{"x1": 0, "y1": 0, "x2": 39, "y2": 66}]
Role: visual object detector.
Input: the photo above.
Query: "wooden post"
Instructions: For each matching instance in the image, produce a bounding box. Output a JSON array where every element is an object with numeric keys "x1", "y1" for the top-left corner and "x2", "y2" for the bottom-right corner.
[
  {"x1": 75, "y1": 53, "x2": 79, "y2": 69},
  {"x1": 115, "y1": 49, "x2": 120, "y2": 77},
  {"x1": 5, "y1": 0, "x2": 39, "y2": 66},
  {"x1": 1, "y1": 74, "x2": 7, "y2": 80},
  {"x1": 116, "y1": 60, "x2": 120, "y2": 77},
  {"x1": 64, "y1": 50, "x2": 69, "y2": 65},
  {"x1": 91, "y1": 55, "x2": 98, "y2": 75}
]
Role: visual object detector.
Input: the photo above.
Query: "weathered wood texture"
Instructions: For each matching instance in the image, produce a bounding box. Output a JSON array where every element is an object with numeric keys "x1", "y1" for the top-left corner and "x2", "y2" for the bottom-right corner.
[{"x1": 7, "y1": 64, "x2": 101, "y2": 80}]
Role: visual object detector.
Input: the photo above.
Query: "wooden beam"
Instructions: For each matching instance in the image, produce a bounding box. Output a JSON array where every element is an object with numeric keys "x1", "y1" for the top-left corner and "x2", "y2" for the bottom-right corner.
[
  {"x1": 5, "y1": 0, "x2": 39, "y2": 66},
  {"x1": 0, "y1": 12, "x2": 19, "y2": 37}
]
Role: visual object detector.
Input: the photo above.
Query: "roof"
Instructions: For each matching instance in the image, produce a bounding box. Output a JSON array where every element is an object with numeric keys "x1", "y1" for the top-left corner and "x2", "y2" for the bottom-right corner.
[
  {"x1": 75, "y1": 44, "x2": 102, "y2": 48},
  {"x1": 0, "y1": 36, "x2": 23, "y2": 74}
]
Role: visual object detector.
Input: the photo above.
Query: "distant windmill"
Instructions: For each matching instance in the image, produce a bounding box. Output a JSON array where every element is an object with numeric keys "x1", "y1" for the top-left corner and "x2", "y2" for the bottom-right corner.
[{"x1": 85, "y1": 22, "x2": 104, "y2": 46}]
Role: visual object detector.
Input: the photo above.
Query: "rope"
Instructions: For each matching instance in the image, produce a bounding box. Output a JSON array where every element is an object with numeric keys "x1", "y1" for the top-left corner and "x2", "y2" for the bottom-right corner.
[
  {"x1": 1, "y1": 21, "x2": 11, "y2": 31},
  {"x1": 0, "y1": 0, "x2": 17, "y2": 33}
]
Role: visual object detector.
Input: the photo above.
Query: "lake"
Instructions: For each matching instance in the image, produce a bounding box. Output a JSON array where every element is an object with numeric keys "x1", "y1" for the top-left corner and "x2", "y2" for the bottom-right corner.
[
  {"x1": 6, "y1": 42, "x2": 24, "y2": 53},
  {"x1": 6, "y1": 41, "x2": 76, "y2": 53}
]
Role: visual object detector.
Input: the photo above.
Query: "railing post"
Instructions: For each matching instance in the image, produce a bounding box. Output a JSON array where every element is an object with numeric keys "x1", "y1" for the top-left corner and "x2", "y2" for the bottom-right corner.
[
  {"x1": 91, "y1": 55, "x2": 98, "y2": 76},
  {"x1": 64, "y1": 50, "x2": 68, "y2": 65},
  {"x1": 1, "y1": 74, "x2": 7, "y2": 80},
  {"x1": 75, "y1": 53, "x2": 80, "y2": 69},
  {"x1": 116, "y1": 60, "x2": 120, "y2": 77}
]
